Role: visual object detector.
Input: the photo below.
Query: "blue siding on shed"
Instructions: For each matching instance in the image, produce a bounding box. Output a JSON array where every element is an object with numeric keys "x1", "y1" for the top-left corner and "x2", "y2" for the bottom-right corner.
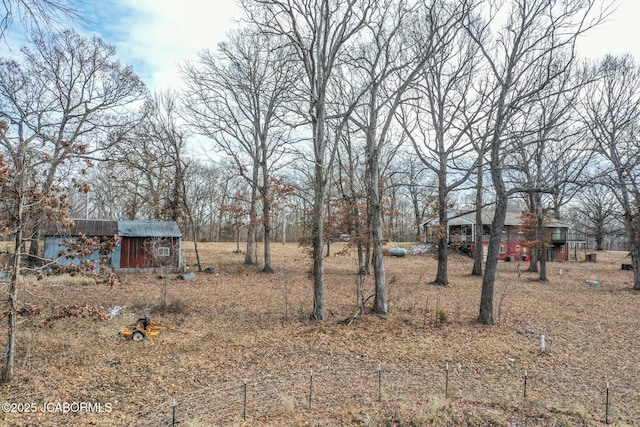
[{"x1": 43, "y1": 236, "x2": 105, "y2": 272}]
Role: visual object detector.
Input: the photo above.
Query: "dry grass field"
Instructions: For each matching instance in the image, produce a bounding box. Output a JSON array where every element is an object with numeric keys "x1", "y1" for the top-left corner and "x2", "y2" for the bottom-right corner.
[{"x1": 1, "y1": 242, "x2": 640, "y2": 426}]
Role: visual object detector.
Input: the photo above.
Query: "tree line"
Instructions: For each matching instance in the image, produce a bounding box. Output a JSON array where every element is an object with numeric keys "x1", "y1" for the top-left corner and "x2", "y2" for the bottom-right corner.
[{"x1": 3, "y1": 0, "x2": 640, "y2": 382}]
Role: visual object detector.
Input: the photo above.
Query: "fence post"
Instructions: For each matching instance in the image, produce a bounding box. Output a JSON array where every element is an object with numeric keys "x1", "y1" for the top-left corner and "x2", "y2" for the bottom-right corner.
[
  {"x1": 243, "y1": 378, "x2": 248, "y2": 421},
  {"x1": 445, "y1": 363, "x2": 449, "y2": 399},
  {"x1": 523, "y1": 371, "x2": 528, "y2": 406},
  {"x1": 171, "y1": 398, "x2": 177, "y2": 427},
  {"x1": 605, "y1": 381, "x2": 610, "y2": 424},
  {"x1": 377, "y1": 363, "x2": 382, "y2": 402},
  {"x1": 309, "y1": 369, "x2": 314, "y2": 409}
]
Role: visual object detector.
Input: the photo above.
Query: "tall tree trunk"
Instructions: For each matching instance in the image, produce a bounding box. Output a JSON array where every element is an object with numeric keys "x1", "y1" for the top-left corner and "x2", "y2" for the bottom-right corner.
[
  {"x1": 3, "y1": 197, "x2": 23, "y2": 384},
  {"x1": 370, "y1": 161, "x2": 387, "y2": 314},
  {"x1": 263, "y1": 199, "x2": 273, "y2": 273},
  {"x1": 245, "y1": 183, "x2": 257, "y2": 265},
  {"x1": 413, "y1": 201, "x2": 422, "y2": 242},
  {"x1": 433, "y1": 167, "x2": 448, "y2": 285},
  {"x1": 357, "y1": 242, "x2": 366, "y2": 276},
  {"x1": 595, "y1": 224, "x2": 604, "y2": 251},
  {"x1": 325, "y1": 199, "x2": 331, "y2": 257},
  {"x1": 528, "y1": 194, "x2": 539, "y2": 273},
  {"x1": 528, "y1": 244, "x2": 539, "y2": 272},
  {"x1": 479, "y1": 112, "x2": 509, "y2": 324},
  {"x1": 261, "y1": 145, "x2": 274, "y2": 273},
  {"x1": 310, "y1": 101, "x2": 327, "y2": 320},
  {"x1": 619, "y1": 185, "x2": 640, "y2": 290},
  {"x1": 311, "y1": 165, "x2": 326, "y2": 320},
  {"x1": 630, "y1": 238, "x2": 640, "y2": 290},
  {"x1": 472, "y1": 157, "x2": 484, "y2": 276},
  {"x1": 537, "y1": 195, "x2": 548, "y2": 281},
  {"x1": 479, "y1": 194, "x2": 507, "y2": 325},
  {"x1": 367, "y1": 90, "x2": 387, "y2": 314}
]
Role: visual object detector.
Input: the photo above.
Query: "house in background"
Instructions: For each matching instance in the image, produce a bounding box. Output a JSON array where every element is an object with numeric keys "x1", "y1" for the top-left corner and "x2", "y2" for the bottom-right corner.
[
  {"x1": 424, "y1": 210, "x2": 580, "y2": 262},
  {"x1": 44, "y1": 219, "x2": 183, "y2": 273}
]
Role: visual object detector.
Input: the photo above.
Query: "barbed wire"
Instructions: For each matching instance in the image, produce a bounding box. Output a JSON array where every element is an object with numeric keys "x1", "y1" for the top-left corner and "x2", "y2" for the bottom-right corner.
[{"x1": 136, "y1": 362, "x2": 639, "y2": 426}]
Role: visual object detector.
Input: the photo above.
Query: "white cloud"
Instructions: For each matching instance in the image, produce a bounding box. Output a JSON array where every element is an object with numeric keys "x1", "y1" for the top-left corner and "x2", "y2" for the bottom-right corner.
[
  {"x1": 109, "y1": 0, "x2": 242, "y2": 91},
  {"x1": 7, "y1": 0, "x2": 635, "y2": 93},
  {"x1": 577, "y1": 0, "x2": 640, "y2": 61}
]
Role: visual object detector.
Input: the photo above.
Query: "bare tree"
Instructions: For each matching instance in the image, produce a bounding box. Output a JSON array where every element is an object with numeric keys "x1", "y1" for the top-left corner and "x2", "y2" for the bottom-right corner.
[
  {"x1": 1, "y1": 0, "x2": 80, "y2": 41},
  {"x1": 139, "y1": 92, "x2": 204, "y2": 271},
  {"x1": 244, "y1": 0, "x2": 373, "y2": 319},
  {"x1": 569, "y1": 184, "x2": 620, "y2": 251},
  {"x1": 506, "y1": 63, "x2": 587, "y2": 281},
  {"x1": 579, "y1": 54, "x2": 640, "y2": 289},
  {"x1": 334, "y1": 123, "x2": 369, "y2": 274},
  {"x1": 398, "y1": 152, "x2": 431, "y2": 242},
  {"x1": 0, "y1": 112, "x2": 93, "y2": 383},
  {"x1": 345, "y1": 0, "x2": 440, "y2": 313},
  {"x1": 0, "y1": 29, "x2": 146, "y2": 262},
  {"x1": 466, "y1": 0, "x2": 607, "y2": 324},
  {"x1": 182, "y1": 29, "x2": 295, "y2": 272},
  {"x1": 105, "y1": 98, "x2": 184, "y2": 222},
  {"x1": 181, "y1": 161, "x2": 225, "y2": 243},
  {"x1": 398, "y1": 0, "x2": 481, "y2": 286},
  {"x1": 0, "y1": 120, "x2": 26, "y2": 384}
]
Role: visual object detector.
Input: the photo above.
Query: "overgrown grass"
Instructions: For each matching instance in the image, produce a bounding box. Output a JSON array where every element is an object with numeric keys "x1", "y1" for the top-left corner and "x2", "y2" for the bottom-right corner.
[{"x1": 46, "y1": 273, "x2": 97, "y2": 287}]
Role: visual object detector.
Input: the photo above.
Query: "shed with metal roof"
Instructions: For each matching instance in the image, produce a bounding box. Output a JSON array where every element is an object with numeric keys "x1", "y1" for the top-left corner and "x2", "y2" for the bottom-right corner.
[
  {"x1": 44, "y1": 219, "x2": 183, "y2": 273},
  {"x1": 116, "y1": 220, "x2": 182, "y2": 271}
]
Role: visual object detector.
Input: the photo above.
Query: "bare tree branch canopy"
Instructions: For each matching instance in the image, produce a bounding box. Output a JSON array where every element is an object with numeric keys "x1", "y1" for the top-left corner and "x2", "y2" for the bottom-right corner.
[
  {"x1": 243, "y1": 0, "x2": 375, "y2": 320},
  {"x1": 398, "y1": 0, "x2": 483, "y2": 287},
  {"x1": 181, "y1": 28, "x2": 297, "y2": 272},
  {"x1": 1, "y1": 0, "x2": 81, "y2": 41},
  {"x1": 466, "y1": 0, "x2": 611, "y2": 325},
  {"x1": 0, "y1": 29, "x2": 147, "y2": 260},
  {"x1": 579, "y1": 54, "x2": 640, "y2": 289}
]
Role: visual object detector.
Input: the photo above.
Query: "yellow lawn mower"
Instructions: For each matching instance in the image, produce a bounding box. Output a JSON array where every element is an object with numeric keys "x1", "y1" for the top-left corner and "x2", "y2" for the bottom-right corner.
[{"x1": 119, "y1": 316, "x2": 183, "y2": 342}]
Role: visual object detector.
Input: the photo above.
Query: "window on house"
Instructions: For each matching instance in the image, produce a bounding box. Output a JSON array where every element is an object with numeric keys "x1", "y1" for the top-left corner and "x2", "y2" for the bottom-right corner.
[
  {"x1": 515, "y1": 245, "x2": 520, "y2": 252},
  {"x1": 559, "y1": 245, "x2": 565, "y2": 253},
  {"x1": 158, "y1": 247, "x2": 170, "y2": 257},
  {"x1": 499, "y1": 245, "x2": 506, "y2": 253}
]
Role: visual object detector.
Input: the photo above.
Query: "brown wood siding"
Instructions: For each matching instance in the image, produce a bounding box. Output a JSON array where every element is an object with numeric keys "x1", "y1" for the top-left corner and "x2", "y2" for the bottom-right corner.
[
  {"x1": 120, "y1": 237, "x2": 146, "y2": 268},
  {"x1": 119, "y1": 237, "x2": 180, "y2": 269}
]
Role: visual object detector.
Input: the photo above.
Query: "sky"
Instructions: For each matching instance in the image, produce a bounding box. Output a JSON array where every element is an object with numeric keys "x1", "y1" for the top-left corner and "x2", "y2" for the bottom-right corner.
[
  {"x1": 2, "y1": 0, "x2": 640, "y2": 93},
  {"x1": 77, "y1": 0, "x2": 243, "y2": 91},
  {"x1": 577, "y1": 1, "x2": 640, "y2": 60}
]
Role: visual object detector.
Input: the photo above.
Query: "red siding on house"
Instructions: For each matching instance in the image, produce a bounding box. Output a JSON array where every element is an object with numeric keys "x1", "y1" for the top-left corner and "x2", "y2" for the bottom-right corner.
[
  {"x1": 472, "y1": 241, "x2": 528, "y2": 262},
  {"x1": 553, "y1": 244, "x2": 569, "y2": 261},
  {"x1": 471, "y1": 241, "x2": 568, "y2": 262}
]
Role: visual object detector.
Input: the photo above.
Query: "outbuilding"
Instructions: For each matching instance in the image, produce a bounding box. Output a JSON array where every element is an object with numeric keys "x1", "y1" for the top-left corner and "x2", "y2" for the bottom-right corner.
[
  {"x1": 423, "y1": 210, "x2": 584, "y2": 262},
  {"x1": 44, "y1": 219, "x2": 183, "y2": 273}
]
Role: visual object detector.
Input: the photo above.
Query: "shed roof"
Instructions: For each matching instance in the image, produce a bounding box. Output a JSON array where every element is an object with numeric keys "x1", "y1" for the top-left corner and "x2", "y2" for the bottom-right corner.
[
  {"x1": 45, "y1": 219, "x2": 118, "y2": 237},
  {"x1": 45, "y1": 219, "x2": 183, "y2": 238},
  {"x1": 118, "y1": 221, "x2": 182, "y2": 238}
]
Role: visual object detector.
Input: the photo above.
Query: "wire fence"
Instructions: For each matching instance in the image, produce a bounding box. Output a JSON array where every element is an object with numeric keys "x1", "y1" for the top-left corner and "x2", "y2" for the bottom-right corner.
[{"x1": 137, "y1": 363, "x2": 639, "y2": 426}]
